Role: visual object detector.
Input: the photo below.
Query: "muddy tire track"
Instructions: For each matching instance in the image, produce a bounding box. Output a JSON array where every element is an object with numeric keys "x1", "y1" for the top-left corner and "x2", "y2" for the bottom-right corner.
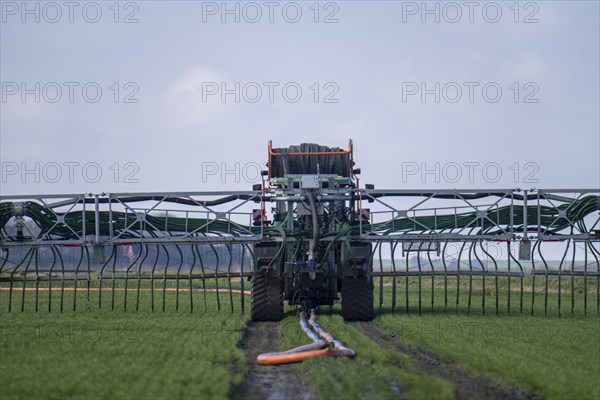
[
  {"x1": 352, "y1": 322, "x2": 538, "y2": 400},
  {"x1": 232, "y1": 321, "x2": 317, "y2": 400}
]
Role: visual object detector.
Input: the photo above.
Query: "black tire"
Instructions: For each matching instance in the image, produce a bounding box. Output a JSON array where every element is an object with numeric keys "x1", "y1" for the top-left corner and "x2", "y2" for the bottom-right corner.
[
  {"x1": 341, "y1": 275, "x2": 374, "y2": 321},
  {"x1": 251, "y1": 274, "x2": 284, "y2": 321}
]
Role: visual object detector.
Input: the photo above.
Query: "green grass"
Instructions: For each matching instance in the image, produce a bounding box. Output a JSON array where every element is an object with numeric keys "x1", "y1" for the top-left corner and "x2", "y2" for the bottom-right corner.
[
  {"x1": 0, "y1": 291, "x2": 249, "y2": 399},
  {"x1": 1, "y1": 276, "x2": 599, "y2": 399},
  {"x1": 374, "y1": 276, "x2": 600, "y2": 399},
  {"x1": 377, "y1": 314, "x2": 600, "y2": 399},
  {"x1": 281, "y1": 311, "x2": 454, "y2": 399}
]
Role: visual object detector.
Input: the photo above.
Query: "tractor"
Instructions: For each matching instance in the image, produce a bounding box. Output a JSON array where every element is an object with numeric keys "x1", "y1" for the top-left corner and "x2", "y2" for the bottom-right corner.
[{"x1": 251, "y1": 140, "x2": 374, "y2": 321}]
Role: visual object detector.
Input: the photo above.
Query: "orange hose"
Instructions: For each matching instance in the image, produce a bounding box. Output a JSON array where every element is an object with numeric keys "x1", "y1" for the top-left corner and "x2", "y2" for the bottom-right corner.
[
  {"x1": 0, "y1": 287, "x2": 251, "y2": 295},
  {"x1": 257, "y1": 347, "x2": 354, "y2": 366},
  {"x1": 257, "y1": 348, "x2": 331, "y2": 365}
]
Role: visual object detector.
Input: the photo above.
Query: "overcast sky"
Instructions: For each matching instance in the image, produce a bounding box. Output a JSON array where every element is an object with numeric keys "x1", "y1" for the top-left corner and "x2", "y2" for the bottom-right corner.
[{"x1": 1, "y1": 1, "x2": 599, "y2": 195}]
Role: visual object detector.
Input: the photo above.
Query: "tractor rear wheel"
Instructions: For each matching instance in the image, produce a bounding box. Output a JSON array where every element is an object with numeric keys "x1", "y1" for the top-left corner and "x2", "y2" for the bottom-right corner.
[
  {"x1": 251, "y1": 274, "x2": 284, "y2": 321},
  {"x1": 341, "y1": 275, "x2": 374, "y2": 321}
]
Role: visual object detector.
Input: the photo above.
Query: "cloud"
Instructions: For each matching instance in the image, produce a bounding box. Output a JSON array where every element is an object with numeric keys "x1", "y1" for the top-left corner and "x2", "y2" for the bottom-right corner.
[
  {"x1": 164, "y1": 67, "x2": 234, "y2": 126},
  {"x1": 502, "y1": 54, "x2": 549, "y2": 82}
]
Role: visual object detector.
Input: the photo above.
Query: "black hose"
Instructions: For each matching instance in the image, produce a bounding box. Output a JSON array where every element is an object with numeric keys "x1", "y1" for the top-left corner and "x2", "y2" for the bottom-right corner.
[
  {"x1": 82, "y1": 195, "x2": 255, "y2": 206},
  {"x1": 306, "y1": 191, "x2": 319, "y2": 255},
  {"x1": 270, "y1": 143, "x2": 351, "y2": 177}
]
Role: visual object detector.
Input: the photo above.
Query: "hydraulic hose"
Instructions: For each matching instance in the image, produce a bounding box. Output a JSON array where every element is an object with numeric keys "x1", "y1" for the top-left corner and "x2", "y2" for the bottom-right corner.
[{"x1": 306, "y1": 191, "x2": 320, "y2": 257}]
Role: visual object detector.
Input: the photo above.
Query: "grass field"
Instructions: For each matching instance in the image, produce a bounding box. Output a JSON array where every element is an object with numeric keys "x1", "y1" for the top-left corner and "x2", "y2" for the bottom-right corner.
[
  {"x1": 373, "y1": 276, "x2": 600, "y2": 398},
  {"x1": 376, "y1": 314, "x2": 599, "y2": 399},
  {"x1": 1, "y1": 278, "x2": 599, "y2": 399},
  {"x1": 280, "y1": 311, "x2": 455, "y2": 399},
  {"x1": 0, "y1": 291, "x2": 249, "y2": 399}
]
